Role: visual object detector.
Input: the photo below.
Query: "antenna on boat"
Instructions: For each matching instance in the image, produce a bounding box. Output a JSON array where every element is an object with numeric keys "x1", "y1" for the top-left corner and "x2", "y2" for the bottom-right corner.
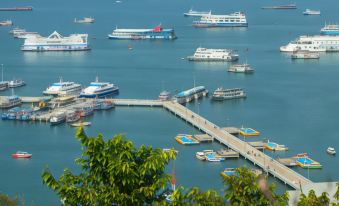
[
  {"x1": 59, "y1": 76, "x2": 63, "y2": 83},
  {"x1": 95, "y1": 75, "x2": 99, "y2": 82},
  {"x1": 1, "y1": 64, "x2": 3, "y2": 82}
]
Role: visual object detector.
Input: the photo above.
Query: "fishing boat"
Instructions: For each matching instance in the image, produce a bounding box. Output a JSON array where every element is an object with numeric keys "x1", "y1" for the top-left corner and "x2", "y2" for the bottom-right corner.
[
  {"x1": 184, "y1": 9, "x2": 211, "y2": 17},
  {"x1": 175, "y1": 134, "x2": 199, "y2": 145},
  {"x1": 0, "y1": 20, "x2": 13, "y2": 26},
  {"x1": 66, "y1": 110, "x2": 80, "y2": 123},
  {"x1": 193, "y1": 12, "x2": 247, "y2": 27},
  {"x1": 187, "y1": 47, "x2": 239, "y2": 62},
  {"x1": 108, "y1": 25, "x2": 176, "y2": 40},
  {"x1": 261, "y1": 4, "x2": 297, "y2": 9},
  {"x1": 212, "y1": 87, "x2": 246, "y2": 101},
  {"x1": 326, "y1": 147, "x2": 336, "y2": 155},
  {"x1": 50, "y1": 111, "x2": 66, "y2": 125},
  {"x1": 43, "y1": 78, "x2": 82, "y2": 96},
  {"x1": 80, "y1": 77, "x2": 119, "y2": 98},
  {"x1": 291, "y1": 51, "x2": 320, "y2": 59},
  {"x1": 320, "y1": 24, "x2": 339, "y2": 35},
  {"x1": 295, "y1": 153, "x2": 322, "y2": 169},
  {"x1": 71, "y1": 121, "x2": 91, "y2": 127},
  {"x1": 239, "y1": 127, "x2": 260, "y2": 136},
  {"x1": 159, "y1": 91, "x2": 171, "y2": 101},
  {"x1": 265, "y1": 141, "x2": 288, "y2": 151},
  {"x1": 303, "y1": 9, "x2": 321, "y2": 15},
  {"x1": 74, "y1": 17, "x2": 95, "y2": 23},
  {"x1": 8, "y1": 79, "x2": 25, "y2": 88},
  {"x1": 0, "y1": 95, "x2": 22, "y2": 108},
  {"x1": 228, "y1": 64, "x2": 254, "y2": 73},
  {"x1": 12, "y1": 151, "x2": 32, "y2": 158}
]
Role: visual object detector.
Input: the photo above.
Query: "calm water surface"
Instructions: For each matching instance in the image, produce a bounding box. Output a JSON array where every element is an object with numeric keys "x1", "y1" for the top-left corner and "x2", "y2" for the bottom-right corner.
[{"x1": 1, "y1": 0, "x2": 339, "y2": 205}]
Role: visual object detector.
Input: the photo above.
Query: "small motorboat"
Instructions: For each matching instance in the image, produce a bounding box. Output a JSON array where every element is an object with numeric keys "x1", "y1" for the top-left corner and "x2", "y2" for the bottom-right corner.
[
  {"x1": 12, "y1": 151, "x2": 32, "y2": 158},
  {"x1": 8, "y1": 79, "x2": 26, "y2": 88},
  {"x1": 71, "y1": 121, "x2": 91, "y2": 127},
  {"x1": 327, "y1": 147, "x2": 336, "y2": 155}
]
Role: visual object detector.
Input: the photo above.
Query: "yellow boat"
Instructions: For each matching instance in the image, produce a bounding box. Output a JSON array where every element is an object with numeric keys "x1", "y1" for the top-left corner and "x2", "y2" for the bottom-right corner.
[
  {"x1": 71, "y1": 121, "x2": 91, "y2": 127},
  {"x1": 239, "y1": 127, "x2": 260, "y2": 136}
]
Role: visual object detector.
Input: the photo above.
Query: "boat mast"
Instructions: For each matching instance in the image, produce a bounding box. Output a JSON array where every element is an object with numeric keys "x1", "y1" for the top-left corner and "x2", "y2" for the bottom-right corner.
[{"x1": 1, "y1": 64, "x2": 3, "y2": 82}]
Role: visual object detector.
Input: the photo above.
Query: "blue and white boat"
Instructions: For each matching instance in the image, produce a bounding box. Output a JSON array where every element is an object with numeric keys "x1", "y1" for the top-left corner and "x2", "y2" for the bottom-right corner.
[
  {"x1": 43, "y1": 78, "x2": 82, "y2": 96},
  {"x1": 320, "y1": 24, "x2": 339, "y2": 35},
  {"x1": 174, "y1": 86, "x2": 208, "y2": 104},
  {"x1": 193, "y1": 12, "x2": 247, "y2": 28},
  {"x1": 80, "y1": 77, "x2": 119, "y2": 98},
  {"x1": 108, "y1": 25, "x2": 176, "y2": 40}
]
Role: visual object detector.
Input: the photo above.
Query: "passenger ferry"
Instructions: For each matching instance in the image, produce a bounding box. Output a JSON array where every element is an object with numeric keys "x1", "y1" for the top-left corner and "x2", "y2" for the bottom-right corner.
[
  {"x1": 280, "y1": 35, "x2": 339, "y2": 52},
  {"x1": 0, "y1": 95, "x2": 22, "y2": 108},
  {"x1": 184, "y1": 9, "x2": 211, "y2": 17},
  {"x1": 174, "y1": 86, "x2": 208, "y2": 104},
  {"x1": 21, "y1": 31, "x2": 90, "y2": 51},
  {"x1": 50, "y1": 111, "x2": 66, "y2": 125},
  {"x1": 80, "y1": 77, "x2": 119, "y2": 98},
  {"x1": 108, "y1": 25, "x2": 176, "y2": 40},
  {"x1": 303, "y1": 9, "x2": 320, "y2": 15},
  {"x1": 320, "y1": 24, "x2": 339, "y2": 35},
  {"x1": 212, "y1": 87, "x2": 246, "y2": 101},
  {"x1": 8, "y1": 79, "x2": 25, "y2": 88},
  {"x1": 291, "y1": 51, "x2": 320, "y2": 59},
  {"x1": 228, "y1": 64, "x2": 254, "y2": 73},
  {"x1": 193, "y1": 12, "x2": 247, "y2": 27},
  {"x1": 74, "y1": 17, "x2": 94, "y2": 23},
  {"x1": 187, "y1": 47, "x2": 239, "y2": 62},
  {"x1": 43, "y1": 78, "x2": 82, "y2": 96}
]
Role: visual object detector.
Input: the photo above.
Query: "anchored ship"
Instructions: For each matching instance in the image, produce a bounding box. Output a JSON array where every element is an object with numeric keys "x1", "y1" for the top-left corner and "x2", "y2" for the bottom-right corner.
[
  {"x1": 320, "y1": 24, "x2": 339, "y2": 35},
  {"x1": 74, "y1": 17, "x2": 94, "y2": 23},
  {"x1": 193, "y1": 12, "x2": 247, "y2": 27},
  {"x1": 228, "y1": 64, "x2": 254, "y2": 73},
  {"x1": 0, "y1": 7, "x2": 33, "y2": 11},
  {"x1": 21, "y1": 31, "x2": 90, "y2": 51},
  {"x1": 261, "y1": 4, "x2": 297, "y2": 9},
  {"x1": 212, "y1": 87, "x2": 246, "y2": 101},
  {"x1": 184, "y1": 9, "x2": 211, "y2": 17},
  {"x1": 280, "y1": 35, "x2": 339, "y2": 52},
  {"x1": 0, "y1": 20, "x2": 13, "y2": 26},
  {"x1": 108, "y1": 25, "x2": 176, "y2": 40},
  {"x1": 187, "y1": 47, "x2": 239, "y2": 62},
  {"x1": 303, "y1": 9, "x2": 320, "y2": 15}
]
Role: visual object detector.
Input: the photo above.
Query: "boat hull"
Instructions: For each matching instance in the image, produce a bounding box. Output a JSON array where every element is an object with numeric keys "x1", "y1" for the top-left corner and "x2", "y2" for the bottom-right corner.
[
  {"x1": 21, "y1": 45, "x2": 91, "y2": 52},
  {"x1": 193, "y1": 22, "x2": 248, "y2": 27},
  {"x1": 79, "y1": 88, "x2": 119, "y2": 98},
  {"x1": 187, "y1": 56, "x2": 238, "y2": 62}
]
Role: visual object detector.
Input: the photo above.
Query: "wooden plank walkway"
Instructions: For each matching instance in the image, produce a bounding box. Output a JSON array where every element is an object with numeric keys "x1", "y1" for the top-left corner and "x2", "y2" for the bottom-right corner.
[{"x1": 162, "y1": 100, "x2": 312, "y2": 189}]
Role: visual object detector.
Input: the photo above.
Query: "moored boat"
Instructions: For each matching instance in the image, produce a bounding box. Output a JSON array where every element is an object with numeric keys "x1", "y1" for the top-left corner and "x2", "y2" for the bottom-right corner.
[
  {"x1": 280, "y1": 35, "x2": 339, "y2": 52},
  {"x1": 108, "y1": 25, "x2": 176, "y2": 40},
  {"x1": 0, "y1": 95, "x2": 22, "y2": 108},
  {"x1": 43, "y1": 78, "x2": 82, "y2": 96},
  {"x1": 291, "y1": 51, "x2": 320, "y2": 59},
  {"x1": 76, "y1": 104, "x2": 94, "y2": 117},
  {"x1": 12, "y1": 151, "x2": 32, "y2": 158},
  {"x1": 303, "y1": 9, "x2": 321, "y2": 15},
  {"x1": 320, "y1": 24, "x2": 339, "y2": 35},
  {"x1": 0, "y1": 20, "x2": 13, "y2": 26},
  {"x1": 261, "y1": 4, "x2": 297, "y2": 9},
  {"x1": 174, "y1": 86, "x2": 208, "y2": 104},
  {"x1": 80, "y1": 77, "x2": 119, "y2": 98},
  {"x1": 0, "y1": 81, "x2": 8, "y2": 91},
  {"x1": 326, "y1": 147, "x2": 336, "y2": 155},
  {"x1": 0, "y1": 7, "x2": 33, "y2": 11},
  {"x1": 74, "y1": 17, "x2": 95, "y2": 23},
  {"x1": 212, "y1": 87, "x2": 246, "y2": 101},
  {"x1": 71, "y1": 121, "x2": 91, "y2": 127},
  {"x1": 187, "y1": 47, "x2": 239, "y2": 62},
  {"x1": 184, "y1": 9, "x2": 211, "y2": 17},
  {"x1": 159, "y1": 91, "x2": 171, "y2": 101},
  {"x1": 195, "y1": 150, "x2": 213, "y2": 160},
  {"x1": 193, "y1": 12, "x2": 247, "y2": 27},
  {"x1": 8, "y1": 79, "x2": 25, "y2": 88},
  {"x1": 66, "y1": 110, "x2": 80, "y2": 123},
  {"x1": 50, "y1": 111, "x2": 66, "y2": 125},
  {"x1": 228, "y1": 64, "x2": 254, "y2": 73}
]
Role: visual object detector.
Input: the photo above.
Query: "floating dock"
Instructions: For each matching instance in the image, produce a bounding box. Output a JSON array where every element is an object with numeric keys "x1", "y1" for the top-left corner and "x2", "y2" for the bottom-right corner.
[
  {"x1": 194, "y1": 134, "x2": 213, "y2": 142},
  {"x1": 276, "y1": 157, "x2": 297, "y2": 167},
  {"x1": 222, "y1": 127, "x2": 240, "y2": 135},
  {"x1": 217, "y1": 148, "x2": 239, "y2": 158},
  {"x1": 247, "y1": 141, "x2": 266, "y2": 150},
  {"x1": 239, "y1": 127, "x2": 261, "y2": 136},
  {"x1": 175, "y1": 134, "x2": 199, "y2": 145}
]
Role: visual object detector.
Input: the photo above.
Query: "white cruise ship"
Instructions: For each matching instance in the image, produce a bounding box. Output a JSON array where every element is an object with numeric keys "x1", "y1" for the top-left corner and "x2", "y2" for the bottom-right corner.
[
  {"x1": 79, "y1": 77, "x2": 119, "y2": 98},
  {"x1": 21, "y1": 31, "x2": 90, "y2": 51},
  {"x1": 187, "y1": 47, "x2": 239, "y2": 62},
  {"x1": 43, "y1": 78, "x2": 82, "y2": 96},
  {"x1": 193, "y1": 12, "x2": 247, "y2": 27},
  {"x1": 280, "y1": 35, "x2": 339, "y2": 52}
]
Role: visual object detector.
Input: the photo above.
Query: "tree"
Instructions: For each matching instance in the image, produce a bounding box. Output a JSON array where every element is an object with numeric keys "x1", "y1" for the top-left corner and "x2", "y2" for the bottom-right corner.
[
  {"x1": 223, "y1": 167, "x2": 288, "y2": 206},
  {"x1": 0, "y1": 194, "x2": 19, "y2": 206},
  {"x1": 42, "y1": 127, "x2": 177, "y2": 206},
  {"x1": 297, "y1": 190, "x2": 330, "y2": 206}
]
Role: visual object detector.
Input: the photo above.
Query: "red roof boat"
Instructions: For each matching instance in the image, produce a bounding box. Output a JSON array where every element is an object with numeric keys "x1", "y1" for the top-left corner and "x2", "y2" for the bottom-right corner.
[{"x1": 12, "y1": 151, "x2": 32, "y2": 158}]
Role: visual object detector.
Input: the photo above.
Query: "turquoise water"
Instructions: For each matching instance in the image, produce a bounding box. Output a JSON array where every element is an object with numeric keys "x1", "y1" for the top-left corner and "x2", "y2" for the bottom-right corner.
[{"x1": 1, "y1": 0, "x2": 339, "y2": 204}]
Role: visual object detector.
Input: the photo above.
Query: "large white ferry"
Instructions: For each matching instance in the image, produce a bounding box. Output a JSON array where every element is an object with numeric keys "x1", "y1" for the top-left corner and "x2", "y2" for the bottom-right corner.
[
  {"x1": 108, "y1": 25, "x2": 176, "y2": 40},
  {"x1": 21, "y1": 31, "x2": 90, "y2": 51},
  {"x1": 43, "y1": 78, "x2": 82, "y2": 96},
  {"x1": 320, "y1": 24, "x2": 339, "y2": 35},
  {"x1": 280, "y1": 35, "x2": 339, "y2": 52},
  {"x1": 193, "y1": 12, "x2": 247, "y2": 27},
  {"x1": 187, "y1": 47, "x2": 239, "y2": 62},
  {"x1": 80, "y1": 77, "x2": 119, "y2": 98}
]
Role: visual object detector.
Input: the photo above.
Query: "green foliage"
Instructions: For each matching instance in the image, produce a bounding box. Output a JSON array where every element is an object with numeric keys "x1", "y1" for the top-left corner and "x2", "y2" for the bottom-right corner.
[
  {"x1": 167, "y1": 187, "x2": 225, "y2": 206},
  {"x1": 223, "y1": 167, "x2": 288, "y2": 206},
  {"x1": 42, "y1": 127, "x2": 177, "y2": 206},
  {"x1": 297, "y1": 190, "x2": 330, "y2": 206},
  {"x1": 0, "y1": 194, "x2": 19, "y2": 206}
]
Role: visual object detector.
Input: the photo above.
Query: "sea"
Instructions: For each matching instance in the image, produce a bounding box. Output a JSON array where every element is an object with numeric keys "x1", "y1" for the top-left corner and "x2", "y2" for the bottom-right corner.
[{"x1": 1, "y1": 0, "x2": 339, "y2": 205}]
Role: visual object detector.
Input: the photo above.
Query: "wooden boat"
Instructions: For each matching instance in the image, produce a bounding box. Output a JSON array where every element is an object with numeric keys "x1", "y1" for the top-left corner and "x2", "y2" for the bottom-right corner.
[{"x1": 71, "y1": 121, "x2": 91, "y2": 127}]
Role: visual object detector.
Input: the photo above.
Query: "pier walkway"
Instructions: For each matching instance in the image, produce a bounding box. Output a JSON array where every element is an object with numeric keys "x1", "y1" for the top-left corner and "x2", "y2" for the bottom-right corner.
[{"x1": 162, "y1": 101, "x2": 312, "y2": 189}]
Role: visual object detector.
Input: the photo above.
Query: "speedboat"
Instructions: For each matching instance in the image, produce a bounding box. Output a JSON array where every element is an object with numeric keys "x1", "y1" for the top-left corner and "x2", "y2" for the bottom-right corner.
[
  {"x1": 12, "y1": 151, "x2": 32, "y2": 158},
  {"x1": 80, "y1": 77, "x2": 119, "y2": 98},
  {"x1": 327, "y1": 147, "x2": 336, "y2": 155},
  {"x1": 43, "y1": 77, "x2": 82, "y2": 96},
  {"x1": 8, "y1": 79, "x2": 26, "y2": 88}
]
